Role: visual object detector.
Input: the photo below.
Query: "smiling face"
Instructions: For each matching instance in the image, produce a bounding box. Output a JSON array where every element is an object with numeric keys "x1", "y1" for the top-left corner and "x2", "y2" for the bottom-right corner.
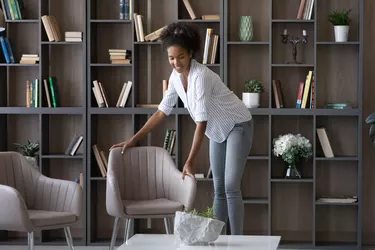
[{"x1": 167, "y1": 45, "x2": 192, "y2": 74}]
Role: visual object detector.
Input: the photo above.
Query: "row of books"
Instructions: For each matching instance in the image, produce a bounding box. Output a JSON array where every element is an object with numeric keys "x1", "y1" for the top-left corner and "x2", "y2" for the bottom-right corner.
[
  {"x1": 92, "y1": 144, "x2": 108, "y2": 177},
  {"x1": 108, "y1": 49, "x2": 131, "y2": 64},
  {"x1": 202, "y1": 28, "x2": 219, "y2": 64},
  {"x1": 0, "y1": 0, "x2": 23, "y2": 20},
  {"x1": 133, "y1": 13, "x2": 167, "y2": 42},
  {"x1": 0, "y1": 36, "x2": 15, "y2": 63},
  {"x1": 65, "y1": 134, "x2": 84, "y2": 156},
  {"x1": 120, "y1": 0, "x2": 132, "y2": 20},
  {"x1": 92, "y1": 80, "x2": 133, "y2": 108},
  {"x1": 163, "y1": 129, "x2": 176, "y2": 155},
  {"x1": 41, "y1": 15, "x2": 63, "y2": 42},
  {"x1": 26, "y1": 77, "x2": 60, "y2": 108},
  {"x1": 297, "y1": 0, "x2": 314, "y2": 20},
  {"x1": 20, "y1": 54, "x2": 39, "y2": 64},
  {"x1": 182, "y1": 0, "x2": 220, "y2": 21}
]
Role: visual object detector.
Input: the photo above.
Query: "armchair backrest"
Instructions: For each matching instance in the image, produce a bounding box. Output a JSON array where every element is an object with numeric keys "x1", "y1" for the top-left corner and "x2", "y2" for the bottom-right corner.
[
  {"x1": 107, "y1": 147, "x2": 177, "y2": 201},
  {"x1": 0, "y1": 151, "x2": 41, "y2": 209}
]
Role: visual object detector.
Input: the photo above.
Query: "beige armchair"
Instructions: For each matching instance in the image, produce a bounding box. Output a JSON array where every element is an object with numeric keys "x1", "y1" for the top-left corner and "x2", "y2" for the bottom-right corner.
[
  {"x1": 0, "y1": 151, "x2": 82, "y2": 250},
  {"x1": 106, "y1": 146, "x2": 197, "y2": 250}
]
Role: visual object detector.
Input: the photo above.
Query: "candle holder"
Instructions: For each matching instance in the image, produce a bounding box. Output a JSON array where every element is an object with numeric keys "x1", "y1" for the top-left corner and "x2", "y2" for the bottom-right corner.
[{"x1": 281, "y1": 33, "x2": 308, "y2": 64}]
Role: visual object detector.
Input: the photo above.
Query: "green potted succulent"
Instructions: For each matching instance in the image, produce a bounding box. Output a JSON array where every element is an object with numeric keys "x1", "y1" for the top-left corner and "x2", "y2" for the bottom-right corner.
[
  {"x1": 242, "y1": 79, "x2": 264, "y2": 108},
  {"x1": 174, "y1": 206, "x2": 225, "y2": 245},
  {"x1": 328, "y1": 9, "x2": 351, "y2": 42},
  {"x1": 14, "y1": 140, "x2": 40, "y2": 169}
]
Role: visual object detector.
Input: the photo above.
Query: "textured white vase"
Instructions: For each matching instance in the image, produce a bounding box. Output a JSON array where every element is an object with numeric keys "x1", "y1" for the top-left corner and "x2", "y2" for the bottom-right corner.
[
  {"x1": 334, "y1": 25, "x2": 349, "y2": 42},
  {"x1": 242, "y1": 93, "x2": 259, "y2": 108}
]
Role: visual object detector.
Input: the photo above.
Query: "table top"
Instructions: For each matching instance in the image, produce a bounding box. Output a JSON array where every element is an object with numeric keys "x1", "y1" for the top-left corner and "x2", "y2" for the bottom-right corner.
[{"x1": 118, "y1": 234, "x2": 281, "y2": 250}]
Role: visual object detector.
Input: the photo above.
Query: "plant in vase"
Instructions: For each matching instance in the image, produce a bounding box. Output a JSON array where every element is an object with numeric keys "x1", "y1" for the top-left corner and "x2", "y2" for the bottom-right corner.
[
  {"x1": 14, "y1": 140, "x2": 40, "y2": 169},
  {"x1": 242, "y1": 79, "x2": 264, "y2": 108},
  {"x1": 328, "y1": 9, "x2": 351, "y2": 42},
  {"x1": 272, "y1": 133, "x2": 312, "y2": 179},
  {"x1": 174, "y1": 206, "x2": 225, "y2": 245}
]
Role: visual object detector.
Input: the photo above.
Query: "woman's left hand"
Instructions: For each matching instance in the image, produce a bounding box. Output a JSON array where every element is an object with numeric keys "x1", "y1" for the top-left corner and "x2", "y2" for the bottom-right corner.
[{"x1": 182, "y1": 161, "x2": 196, "y2": 181}]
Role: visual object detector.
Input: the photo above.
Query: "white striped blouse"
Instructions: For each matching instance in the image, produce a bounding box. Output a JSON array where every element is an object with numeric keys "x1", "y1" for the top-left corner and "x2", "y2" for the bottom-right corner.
[{"x1": 158, "y1": 59, "x2": 252, "y2": 143}]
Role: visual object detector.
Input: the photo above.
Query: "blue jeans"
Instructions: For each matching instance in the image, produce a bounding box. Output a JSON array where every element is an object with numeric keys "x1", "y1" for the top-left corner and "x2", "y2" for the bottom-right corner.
[{"x1": 209, "y1": 119, "x2": 254, "y2": 235}]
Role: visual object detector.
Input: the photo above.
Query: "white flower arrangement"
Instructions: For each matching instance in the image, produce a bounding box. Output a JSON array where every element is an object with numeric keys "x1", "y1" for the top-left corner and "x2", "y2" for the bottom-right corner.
[{"x1": 273, "y1": 133, "x2": 312, "y2": 165}]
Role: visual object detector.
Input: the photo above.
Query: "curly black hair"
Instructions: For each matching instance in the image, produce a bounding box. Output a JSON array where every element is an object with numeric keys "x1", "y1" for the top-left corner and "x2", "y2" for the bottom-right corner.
[{"x1": 159, "y1": 22, "x2": 201, "y2": 58}]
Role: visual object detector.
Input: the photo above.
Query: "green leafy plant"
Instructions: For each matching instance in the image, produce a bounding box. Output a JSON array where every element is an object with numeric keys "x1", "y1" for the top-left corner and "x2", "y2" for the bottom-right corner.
[
  {"x1": 244, "y1": 80, "x2": 264, "y2": 93},
  {"x1": 14, "y1": 140, "x2": 40, "y2": 157},
  {"x1": 185, "y1": 206, "x2": 216, "y2": 219},
  {"x1": 328, "y1": 9, "x2": 351, "y2": 26}
]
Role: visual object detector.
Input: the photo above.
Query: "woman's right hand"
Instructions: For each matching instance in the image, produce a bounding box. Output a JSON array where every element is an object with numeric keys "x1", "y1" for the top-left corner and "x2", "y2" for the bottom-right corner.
[{"x1": 109, "y1": 138, "x2": 136, "y2": 154}]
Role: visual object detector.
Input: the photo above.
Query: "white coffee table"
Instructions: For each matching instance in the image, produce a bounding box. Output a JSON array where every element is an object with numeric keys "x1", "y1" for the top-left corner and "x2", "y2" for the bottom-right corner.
[{"x1": 117, "y1": 234, "x2": 281, "y2": 250}]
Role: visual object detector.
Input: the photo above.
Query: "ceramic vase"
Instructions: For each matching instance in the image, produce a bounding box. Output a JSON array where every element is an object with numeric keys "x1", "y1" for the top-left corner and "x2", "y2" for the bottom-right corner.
[{"x1": 239, "y1": 16, "x2": 253, "y2": 42}]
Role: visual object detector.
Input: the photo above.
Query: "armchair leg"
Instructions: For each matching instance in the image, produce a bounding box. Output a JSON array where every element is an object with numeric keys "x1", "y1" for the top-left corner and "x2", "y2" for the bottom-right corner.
[
  {"x1": 110, "y1": 217, "x2": 120, "y2": 250},
  {"x1": 125, "y1": 218, "x2": 133, "y2": 241},
  {"x1": 64, "y1": 227, "x2": 74, "y2": 250},
  {"x1": 123, "y1": 218, "x2": 129, "y2": 243},
  {"x1": 28, "y1": 232, "x2": 34, "y2": 250},
  {"x1": 164, "y1": 217, "x2": 171, "y2": 234}
]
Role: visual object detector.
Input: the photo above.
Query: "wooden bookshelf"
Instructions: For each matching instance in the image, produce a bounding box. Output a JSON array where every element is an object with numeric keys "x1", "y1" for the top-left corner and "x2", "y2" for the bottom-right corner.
[
  {"x1": 0, "y1": 0, "x2": 364, "y2": 249},
  {"x1": 0, "y1": 0, "x2": 87, "y2": 246}
]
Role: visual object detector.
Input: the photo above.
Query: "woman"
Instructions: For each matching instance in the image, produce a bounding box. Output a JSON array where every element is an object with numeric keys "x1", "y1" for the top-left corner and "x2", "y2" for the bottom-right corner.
[{"x1": 110, "y1": 22, "x2": 254, "y2": 235}]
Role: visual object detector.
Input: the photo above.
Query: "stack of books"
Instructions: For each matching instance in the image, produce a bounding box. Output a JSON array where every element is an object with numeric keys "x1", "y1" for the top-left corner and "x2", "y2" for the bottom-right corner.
[
  {"x1": 65, "y1": 31, "x2": 82, "y2": 42},
  {"x1": 20, "y1": 54, "x2": 39, "y2": 64},
  {"x1": 109, "y1": 49, "x2": 131, "y2": 64}
]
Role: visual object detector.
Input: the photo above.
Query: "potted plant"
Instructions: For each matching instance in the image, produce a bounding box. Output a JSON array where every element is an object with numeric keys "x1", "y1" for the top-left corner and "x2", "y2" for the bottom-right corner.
[
  {"x1": 14, "y1": 140, "x2": 40, "y2": 169},
  {"x1": 174, "y1": 206, "x2": 225, "y2": 246},
  {"x1": 328, "y1": 9, "x2": 351, "y2": 42},
  {"x1": 365, "y1": 112, "x2": 375, "y2": 144},
  {"x1": 272, "y1": 133, "x2": 312, "y2": 179},
  {"x1": 242, "y1": 79, "x2": 264, "y2": 108}
]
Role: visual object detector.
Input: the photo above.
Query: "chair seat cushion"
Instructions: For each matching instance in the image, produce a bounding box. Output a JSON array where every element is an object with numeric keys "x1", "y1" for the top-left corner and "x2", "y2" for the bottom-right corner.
[
  {"x1": 122, "y1": 198, "x2": 183, "y2": 215},
  {"x1": 28, "y1": 210, "x2": 76, "y2": 227}
]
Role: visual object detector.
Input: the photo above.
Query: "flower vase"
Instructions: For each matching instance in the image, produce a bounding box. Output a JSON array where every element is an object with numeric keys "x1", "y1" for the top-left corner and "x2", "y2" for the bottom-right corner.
[
  {"x1": 285, "y1": 164, "x2": 301, "y2": 179},
  {"x1": 239, "y1": 16, "x2": 253, "y2": 42}
]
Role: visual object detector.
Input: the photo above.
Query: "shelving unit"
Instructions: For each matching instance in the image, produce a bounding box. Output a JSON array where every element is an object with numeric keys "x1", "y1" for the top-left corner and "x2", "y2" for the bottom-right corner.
[
  {"x1": 0, "y1": 0, "x2": 363, "y2": 249},
  {"x1": 223, "y1": 0, "x2": 363, "y2": 249},
  {"x1": 0, "y1": 0, "x2": 87, "y2": 246}
]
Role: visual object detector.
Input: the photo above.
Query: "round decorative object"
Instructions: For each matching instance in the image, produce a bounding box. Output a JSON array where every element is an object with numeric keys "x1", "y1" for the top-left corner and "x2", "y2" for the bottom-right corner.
[{"x1": 239, "y1": 16, "x2": 253, "y2": 42}]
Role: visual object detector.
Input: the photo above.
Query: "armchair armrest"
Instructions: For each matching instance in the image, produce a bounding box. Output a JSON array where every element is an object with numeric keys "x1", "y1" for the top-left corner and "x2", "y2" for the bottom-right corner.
[
  {"x1": 167, "y1": 167, "x2": 197, "y2": 211},
  {"x1": 106, "y1": 148, "x2": 125, "y2": 218},
  {"x1": 0, "y1": 184, "x2": 33, "y2": 232},
  {"x1": 34, "y1": 176, "x2": 82, "y2": 218}
]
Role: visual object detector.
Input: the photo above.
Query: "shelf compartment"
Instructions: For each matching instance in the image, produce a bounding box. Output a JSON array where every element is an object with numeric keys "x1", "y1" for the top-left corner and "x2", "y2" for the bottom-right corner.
[
  {"x1": 7, "y1": 23, "x2": 39, "y2": 64},
  {"x1": 90, "y1": 66, "x2": 133, "y2": 108},
  {"x1": 90, "y1": 0, "x2": 131, "y2": 20},
  {"x1": 41, "y1": 45, "x2": 85, "y2": 107},
  {"x1": 242, "y1": 160, "x2": 268, "y2": 200},
  {"x1": 7, "y1": 114, "x2": 40, "y2": 152},
  {"x1": 89, "y1": 114, "x2": 133, "y2": 178},
  {"x1": 244, "y1": 204, "x2": 269, "y2": 235},
  {"x1": 178, "y1": 0, "x2": 220, "y2": 20},
  {"x1": 271, "y1": 67, "x2": 314, "y2": 109},
  {"x1": 227, "y1": 45, "x2": 269, "y2": 108},
  {"x1": 316, "y1": 45, "x2": 359, "y2": 109},
  {"x1": 316, "y1": 0, "x2": 359, "y2": 43},
  {"x1": 315, "y1": 206, "x2": 358, "y2": 246},
  {"x1": 41, "y1": 114, "x2": 84, "y2": 156},
  {"x1": 227, "y1": 0, "x2": 270, "y2": 42},
  {"x1": 271, "y1": 182, "x2": 313, "y2": 245},
  {"x1": 271, "y1": 115, "x2": 313, "y2": 179},
  {"x1": 316, "y1": 161, "x2": 358, "y2": 202},
  {"x1": 272, "y1": 22, "x2": 314, "y2": 65},
  {"x1": 9, "y1": 0, "x2": 38, "y2": 20},
  {"x1": 316, "y1": 116, "x2": 358, "y2": 158},
  {"x1": 90, "y1": 23, "x2": 132, "y2": 64}
]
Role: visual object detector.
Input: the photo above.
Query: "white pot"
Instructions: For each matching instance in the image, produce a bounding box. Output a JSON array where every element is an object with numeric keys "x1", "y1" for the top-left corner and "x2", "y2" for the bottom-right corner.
[
  {"x1": 334, "y1": 25, "x2": 349, "y2": 42},
  {"x1": 242, "y1": 92, "x2": 260, "y2": 108}
]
